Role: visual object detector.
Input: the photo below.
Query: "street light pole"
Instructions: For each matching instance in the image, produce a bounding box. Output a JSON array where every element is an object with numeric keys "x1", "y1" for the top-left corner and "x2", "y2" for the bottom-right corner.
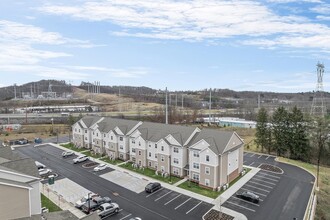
[{"x1": 88, "y1": 192, "x2": 91, "y2": 214}]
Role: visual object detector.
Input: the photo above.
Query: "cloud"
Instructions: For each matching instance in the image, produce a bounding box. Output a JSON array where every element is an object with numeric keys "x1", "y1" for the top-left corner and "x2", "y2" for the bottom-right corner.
[
  {"x1": 37, "y1": 0, "x2": 330, "y2": 52},
  {"x1": 66, "y1": 65, "x2": 150, "y2": 78},
  {"x1": 267, "y1": 0, "x2": 322, "y2": 3}
]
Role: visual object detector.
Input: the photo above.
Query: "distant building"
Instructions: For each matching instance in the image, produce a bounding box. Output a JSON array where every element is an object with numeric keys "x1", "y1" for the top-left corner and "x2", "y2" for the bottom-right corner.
[
  {"x1": 0, "y1": 147, "x2": 41, "y2": 219},
  {"x1": 202, "y1": 117, "x2": 257, "y2": 128}
]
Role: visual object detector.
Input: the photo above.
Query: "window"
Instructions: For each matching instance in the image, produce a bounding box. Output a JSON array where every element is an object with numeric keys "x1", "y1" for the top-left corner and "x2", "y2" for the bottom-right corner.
[
  {"x1": 132, "y1": 139, "x2": 135, "y2": 144},
  {"x1": 132, "y1": 157, "x2": 136, "y2": 162},
  {"x1": 93, "y1": 132, "x2": 95, "y2": 135},
  {"x1": 85, "y1": 130, "x2": 87, "y2": 133},
  {"x1": 85, "y1": 137, "x2": 87, "y2": 140},
  {"x1": 205, "y1": 179, "x2": 210, "y2": 186},
  {"x1": 155, "y1": 154, "x2": 158, "y2": 159},
  {"x1": 138, "y1": 160, "x2": 142, "y2": 166},
  {"x1": 161, "y1": 166, "x2": 165, "y2": 172},
  {"x1": 173, "y1": 168, "x2": 179, "y2": 175},
  {"x1": 138, "y1": 150, "x2": 141, "y2": 156},
  {"x1": 206, "y1": 155, "x2": 210, "y2": 162},
  {"x1": 103, "y1": 141, "x2": 106, "y2": 146},
  {"x1": 75, "y1": 128, "x2": 77, "y2": 132},
  {"x1": 119, "y1": 137, "x2": 123, "y2": 141},
  {"x1": 173, "y1": 158, "x2": 179, "y2": 164},
  {"x1": 205, "y1": 167, "x2": 210, "y2": 175},
  {"x1": 174, "y1": 147, "x2": 179, "y2": 153},
  {"x1": 104, "y1": 134, "x2": 106, "y2": 138},
  {"x1": 148, "y1": 161, "x2": 152, "y2": 167},
  {"x1": 96, "y1": 141, "x2": 99, "y2": 144},
  {"x1": 119, "y1": 154, "x2": 123, "y2": 159},
  {"x1": 149, "y1": 144, "x2": 151, "y2": 148},
  {"x1": 193, "y1": 151, "x2": 199, "y2": 157},
  {"x1": 149, "y1": 152, "x2": 151, "y2": 157},
  {"x1": 139, "y1": 142, "x2": 141, "y2": 146},
  {"x1": 111, "y1": 136, "x2": 113, "y2": 140},
  {"x1": 161, "y1": 146, "x2": 164, "y2": 151},
  {"x1": 193, "y1": 163, "x2": 199, "y2": 169},
  {"x1": 192, "y1": 173, "x2": 199, "y2": 181},
  {"x1": 155, "y1": 144, "x2": 157, "y2": 149},
  {"x1": 161, "y1": 156, "x2": 164, "y2": 162},
  {"x1": 79, "y1": 129, "x2": 81, "y2": 132},
  {"x1": 96, "y1": 133, "x2": 98, "y2": 137},
  {"x1": 120, "y1": 145, "x2": 123, "y2": 150},
  {"x1": 132, "y1": 148, "x2": 136, "y2": 153}
]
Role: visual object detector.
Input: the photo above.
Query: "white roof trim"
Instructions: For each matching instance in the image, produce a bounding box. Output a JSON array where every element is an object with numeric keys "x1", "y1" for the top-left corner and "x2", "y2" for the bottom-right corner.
[{"x1": 0, "y1": 181, "x2": 33, "y2": 190}]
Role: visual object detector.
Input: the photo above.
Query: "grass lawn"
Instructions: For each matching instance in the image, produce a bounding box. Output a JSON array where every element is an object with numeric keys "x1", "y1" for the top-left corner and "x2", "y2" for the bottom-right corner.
[
  {"x1": 119, "y1": 162, "x2": 182, "y2": 184},
  {"x1": 41, "y1": 194, "x2": 61, "y2": 212},
  {"x1": 100, "y1": 157, "x2": 122, "y2": 165},
  {"x1": 82, "y1": 150, "x2": 102, "y2": 159},
  {"x1": 178, "y1": 167, "x2": 251, "y2": 199},
  {"x1": 60, "y1": 143, "x2": 86, "y2": 152},
  {"x1": 278, "y1": 157, "x2": 330, "y2": 220}
]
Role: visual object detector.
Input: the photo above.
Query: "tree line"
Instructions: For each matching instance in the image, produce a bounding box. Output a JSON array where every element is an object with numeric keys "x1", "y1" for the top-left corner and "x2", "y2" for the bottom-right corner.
[{"x1": 255, "y1": 106, "x2": 330, "y2": 165}]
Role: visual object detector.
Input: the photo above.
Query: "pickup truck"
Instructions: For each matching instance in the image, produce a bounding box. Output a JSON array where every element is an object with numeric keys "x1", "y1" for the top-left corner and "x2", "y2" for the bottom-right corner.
[{"x1": 81, "y1": 196, "x2": 112, "y2": 214}]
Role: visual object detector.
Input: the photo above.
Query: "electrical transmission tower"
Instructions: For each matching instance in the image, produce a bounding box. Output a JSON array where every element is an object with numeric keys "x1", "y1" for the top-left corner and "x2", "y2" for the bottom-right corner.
[{"x1": 311, "y1": 62, "x2": 326, "y2": 117}]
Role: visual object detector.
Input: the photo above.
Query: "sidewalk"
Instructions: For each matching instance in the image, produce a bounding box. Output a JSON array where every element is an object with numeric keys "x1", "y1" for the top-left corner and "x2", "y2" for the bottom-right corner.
[
  {"x1": 49, "y1": 143, "x2": 256, "y2": 220},
  {"x1": 42, "y1": 183, "x2": 86, "y2": 219}
]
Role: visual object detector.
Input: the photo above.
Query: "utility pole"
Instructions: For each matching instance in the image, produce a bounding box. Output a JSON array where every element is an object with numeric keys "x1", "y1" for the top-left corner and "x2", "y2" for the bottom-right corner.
[
  {"x1": 165, "y1": 87, "x2": 168, "y2": 124},
  {"x1": 209, "y1": 88, "x2": 212, "y2": 124},
  {"x1": 258, "y1": 94, "x2": 261, "y2": 109},
  {"x1": 181, "y1": 94, "x2": 184, "y2": 109},
  {"x1": 14, "y1": 84, "x2": 17, "y2": 99},
  {"x1": 176, "y1": 94, "x2": 178, "y2": 108}
]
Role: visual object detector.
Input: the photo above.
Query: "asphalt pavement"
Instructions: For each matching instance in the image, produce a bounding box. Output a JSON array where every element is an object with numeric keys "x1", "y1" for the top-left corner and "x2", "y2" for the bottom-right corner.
[{"x1": 16, "y1": 144, "x2": 212, "y2": 220}]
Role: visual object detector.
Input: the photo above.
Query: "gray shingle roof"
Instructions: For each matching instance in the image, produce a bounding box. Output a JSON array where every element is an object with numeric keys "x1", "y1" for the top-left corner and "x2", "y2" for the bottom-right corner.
[
  {"x1": 136, "y1": 122, "x2": 197, "y2": 145},
  {"x1": 81, "y1": 116, "x2": 103, "y2": 128},
  {"x1": 0, "y1": 147, "x2": 40, "y2": 178},
  {"x1": 190, "y1": 129, "x2": 234, "y2": 155},
  {"x1": 96, "y1": 117, "x2": 140, "y2": 135}
]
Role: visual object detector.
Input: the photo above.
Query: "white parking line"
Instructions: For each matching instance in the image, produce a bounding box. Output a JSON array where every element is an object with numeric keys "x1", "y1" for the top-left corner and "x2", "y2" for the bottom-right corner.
[
  {"x1": 249, "y1": 181, "x2": 273, "y2": 189},
  {"x1": 231, "y1": 196, "x2": 260, "y2": 206},
  {"x1": 249, "y1": 162, "x2": 255, "y2": 166},
  {"x1": 250, "y1": 153, "x2": 255, "y2": 157},
  {"x1": 265, "y1": 156, "x2": 270, "y2": 160},
  {"x1": 119, "y1": 214, "x2": 132, "y2": 220},
  {"x1": 175, "y1": 198, "x2": 191, "y2": 210},
  {"x1": 255, "y1": 174, "x2": 279, "y2": 182},
  {"x1": 245, "y1": 184, "x2": 270, "y2": 193},
  {"x1": 186, "y1": 201, "x2": 203, "y2": 214},
  {"x1": 146, "y1": 188, "x2": 164, "y2": 198},
  {"x1": 225, "y1": 201, "x2": 256, "y2": 212},
  {"x1": 258, "y1": 155, "x2": 262, "y2": 158},
  {"x1": 259, "y1": 172, "x2": 281, "y2": 179},
  {"x1": 164, "y1": 194, "x2": 181, "y2": 205},
  {"x1": 253, "y1": 177, "x2": 276, "y2": 185},
  {"x1": 155, "y1": 191, "x2": 172, "y2": 201},
  {"x1": 241, "y1": 188, "x2": 267, "y2": 197}
]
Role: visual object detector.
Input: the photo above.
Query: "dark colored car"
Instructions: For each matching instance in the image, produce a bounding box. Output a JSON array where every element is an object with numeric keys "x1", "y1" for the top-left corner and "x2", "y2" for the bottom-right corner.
[
  {"x1": 145, "y1": 182, "x2": 161, "y2": 193},
  {"x1": 81, "y1": 196, "x2": 112, "y2": 213},
  {"x1": 236, "y1": 191, "x2": 260, "y2": 203}
]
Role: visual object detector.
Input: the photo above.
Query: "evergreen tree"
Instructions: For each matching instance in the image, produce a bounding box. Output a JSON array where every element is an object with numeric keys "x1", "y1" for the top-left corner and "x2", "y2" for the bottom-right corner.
[
  {"x1": 271, "y1": 106, "x2": 289, "y2": 156},
  {"x1": 255, "y1": 107, "x2": 270, "y2": 153},
  {"x1": 288, "y1": 106, "x2": 310, "y2": 161}
]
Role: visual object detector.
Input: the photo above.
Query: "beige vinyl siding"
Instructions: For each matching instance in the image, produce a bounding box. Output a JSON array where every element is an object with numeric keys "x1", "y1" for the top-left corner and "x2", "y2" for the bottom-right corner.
[{"x1": 0, "y1": 184, "x2": 30, "y2": 219}]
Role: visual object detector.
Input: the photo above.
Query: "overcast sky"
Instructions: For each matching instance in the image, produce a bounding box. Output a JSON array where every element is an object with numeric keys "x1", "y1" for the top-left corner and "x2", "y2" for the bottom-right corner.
[{"x1": 1, "y1": 0, "x2": 330, "y2": 92}]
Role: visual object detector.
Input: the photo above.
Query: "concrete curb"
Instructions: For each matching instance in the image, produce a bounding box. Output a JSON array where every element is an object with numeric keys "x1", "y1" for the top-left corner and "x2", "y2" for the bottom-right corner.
[{"x1": 275, "y1": 157, "x2": 317, "y2": 220}]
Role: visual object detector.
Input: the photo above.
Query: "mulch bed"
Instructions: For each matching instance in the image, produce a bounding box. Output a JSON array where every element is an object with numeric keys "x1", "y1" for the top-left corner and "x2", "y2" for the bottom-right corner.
[
  {"x1": 259, "y1": 163, "x2": 283, "y2": 173},
  {"x1": 204, "y1": 209, "x2": 234, "y2": 220},
  {"x1": 82, "y1": 162, "x2": 98, "y2": 168}
]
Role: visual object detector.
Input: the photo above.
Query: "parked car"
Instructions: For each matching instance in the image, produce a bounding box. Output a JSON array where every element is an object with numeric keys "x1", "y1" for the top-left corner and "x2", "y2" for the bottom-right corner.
[
  {"x1": 73, "y1": 155, "x2": 88, "y2": 164},
  {"x1": 81, "y1": 196, "x2": 112, "y2": 213},
  {"x1": 16, "y1": 139, "x2": 28, "y2": 145},
  {"x1": 236, "y1": 191, "x2": 260, "y2": 203},
  {"x1": 35, "y1": 161, "x2": 46, "y2": 170},
  {"x1": 93, "y1": 163, "x2": 107, "y2": 172},
  {"x1": 145, "y1": 182, "x2": 161, "y2": 193},
  {"x1": 62, "y1": 151, "x2": 74, "y2": 157},
  {"x1": 97, "y1": 202, "x2": 120, "y2": 217},
  {"x1": 34, "y1": 138, "x2": 42, "y2": 144},
  {"x1": 75, "y1": 193, "x2": 99, "y2": 209},
  {"x1": 39, "y1": 168, "x2": 52, "y2": 176}
]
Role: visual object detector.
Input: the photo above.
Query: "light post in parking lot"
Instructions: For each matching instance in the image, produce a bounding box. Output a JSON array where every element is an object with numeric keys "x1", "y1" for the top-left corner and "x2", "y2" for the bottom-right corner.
[{"x1": 87, "y1": 192, "x2": 92, "y2": 214}]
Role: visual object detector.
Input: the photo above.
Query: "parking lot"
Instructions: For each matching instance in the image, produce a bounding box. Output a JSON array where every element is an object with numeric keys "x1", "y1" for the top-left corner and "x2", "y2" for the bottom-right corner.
[
  {"x1": 140, "y1": 187, "x2": 213, "y2": 220},
  {"x1": 222, "y1": 169, "x2": 281, "y2": 215}
]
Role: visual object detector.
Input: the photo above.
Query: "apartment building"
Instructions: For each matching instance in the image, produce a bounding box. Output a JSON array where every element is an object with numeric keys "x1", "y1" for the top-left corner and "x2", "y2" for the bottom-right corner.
[
  {"x1": 0, "y1": 147, "x2": 41, "y2": 219},
  {"x1": 72, "y1": 116, "x2": 244, "y2": 190}
]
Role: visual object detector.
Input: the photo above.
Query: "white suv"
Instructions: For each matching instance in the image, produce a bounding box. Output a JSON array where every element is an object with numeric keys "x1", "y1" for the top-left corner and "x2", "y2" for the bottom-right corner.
[{"x1": 73, "y1": 155, "x2": 88, "y2": 164}]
